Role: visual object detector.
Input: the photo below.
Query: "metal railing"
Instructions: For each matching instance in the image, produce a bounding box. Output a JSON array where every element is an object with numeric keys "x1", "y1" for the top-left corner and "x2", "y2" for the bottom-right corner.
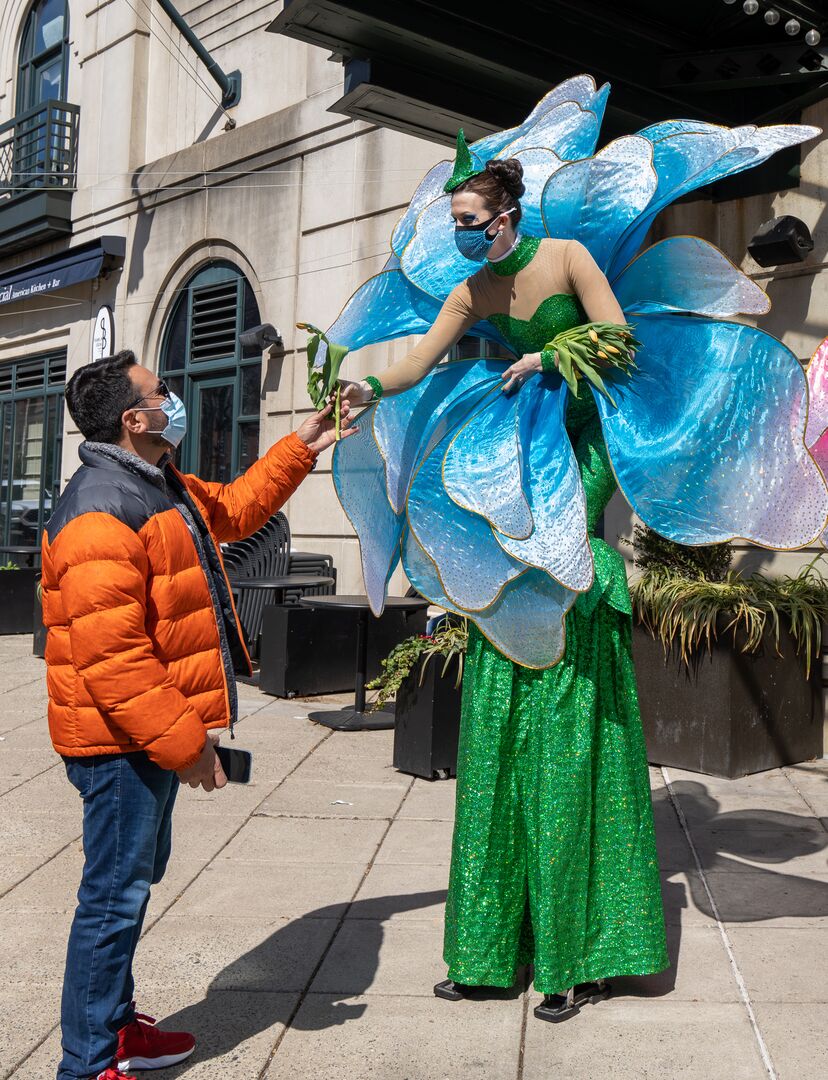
[{"x1": 0, "y1": 100, "x2": 80, "y2": 202}]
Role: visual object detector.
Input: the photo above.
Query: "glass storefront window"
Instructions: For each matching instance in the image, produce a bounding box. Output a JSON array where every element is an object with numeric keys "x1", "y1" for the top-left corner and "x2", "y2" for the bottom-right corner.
[
  {"x1": 0, "y1": 350, "x2": 65, "y2": 556},
  {"x1": 160, "y1": 262, "x2": 262, "y2": 483}
]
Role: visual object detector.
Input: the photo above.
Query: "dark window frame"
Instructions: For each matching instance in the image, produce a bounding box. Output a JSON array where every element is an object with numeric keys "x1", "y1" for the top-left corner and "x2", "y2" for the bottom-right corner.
[
  {"x1": 0, "y1": 349, "x2": 65, "y2": 553},
  {"x1": 17, "y1": 0, "x2": 70, "y2": 113},
  {"x1": 160, "y1": 261, "x2": 263, "y2": 482}
]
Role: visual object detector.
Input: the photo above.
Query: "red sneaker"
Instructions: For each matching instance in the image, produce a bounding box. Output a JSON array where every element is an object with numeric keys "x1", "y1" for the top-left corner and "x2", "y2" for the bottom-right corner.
[
  {"x1": 116, "y1": 1009, "x2": 195, "y2": 1071},
  {"x1": 97, "y1": 1070, "x2": 136, "y2": 1080}
]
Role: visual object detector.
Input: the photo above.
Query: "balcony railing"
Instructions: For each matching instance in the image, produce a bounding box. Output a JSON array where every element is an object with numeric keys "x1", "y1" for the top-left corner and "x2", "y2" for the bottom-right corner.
[{"x1": 0, "y1": 100, "x2": 79, "y2": 204}]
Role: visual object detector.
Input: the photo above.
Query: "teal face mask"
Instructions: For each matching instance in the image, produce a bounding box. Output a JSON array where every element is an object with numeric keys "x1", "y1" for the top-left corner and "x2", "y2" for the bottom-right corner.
[
  {"x1": 142, "y1": 392, "x2": 187, "y2": 449},
  {"x1": 454, "y1": 209, "x2": 514, "y2": 261}
]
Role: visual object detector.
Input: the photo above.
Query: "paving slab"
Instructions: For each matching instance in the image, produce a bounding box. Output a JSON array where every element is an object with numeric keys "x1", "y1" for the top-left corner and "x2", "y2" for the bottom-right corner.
[
  {"x1": 256, "y1": 777, "x2": 410, "y2": 820},
  {"x1": 1, "y1": 911, "x2": 75, "y2": 988},
  {"x1": 2, "y1": 651, "x2": 826, "y2": 1080},
  {"x1": 172, "y1": 860, "x2": 368, "y2": 920},
  {"x1": 0, "y1": 750, "x2": 60, "y2": 796},
  {"x1": 727, "y1": 926, "x2": 828, "y2": 1002},
  {"x1": 521, "y1": 1000, "x2": 768, "y2": 1080},
  {"x1": 373, "y1": 818, "x2": 454, "y2": 865},
  {"x1": 265, "y1": 993, "x2": 524, "y2": 1080},
  {"x1": 707, "y1": 869, "x2": 828, "y2": 927},
  {"x1": 396, "y1": 777, "x2": 457, "y2": 820},
  {"x1": 0, "y1": 989, "x2": 61, "y2": 1078},
  {"x1": 133, "y1": 914, "x2": 339, "y2": 992},
  {"x1": 751, "y1": 1002, "x2": 828, "y2": 1080},
  {"x1": 0, "y1": 855, "x2": 45, "y2": 898},
  {"x1": 8, "y1": 991, "x2": 300, "y2": 1080},
  {"x1": 215, "y1": 815, "x2": 388, "y2": 865},
  {"x1": 310, "y1": 918, "x2": 447, "y2": 996},
  {"x1": 348, "y1": 862, "x2": 450, "y2": 922},
  {"x1": 0, "y1": 810, "x2": 80, "y2": 860}
]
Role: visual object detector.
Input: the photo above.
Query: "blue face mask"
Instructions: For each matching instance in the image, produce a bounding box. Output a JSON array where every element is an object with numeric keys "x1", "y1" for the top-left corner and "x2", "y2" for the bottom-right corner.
[
  {"x1": 143, "y1": 392, "x2": 187, "y2": 449},
  {"x1": 454, "y1": 209, "x2": 514, "y2": 262}
]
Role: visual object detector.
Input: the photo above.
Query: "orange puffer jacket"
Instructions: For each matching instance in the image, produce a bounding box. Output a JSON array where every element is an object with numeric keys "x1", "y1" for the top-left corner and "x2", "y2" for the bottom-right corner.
[{"x1": 41, "y1": 433, "x2": 315, "y2": 770}]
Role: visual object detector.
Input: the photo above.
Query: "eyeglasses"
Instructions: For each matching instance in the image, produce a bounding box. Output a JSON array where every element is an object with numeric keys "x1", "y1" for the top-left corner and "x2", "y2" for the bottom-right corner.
[{"x1": 127, "y1": 379, "x2": 171, "y2": 410}]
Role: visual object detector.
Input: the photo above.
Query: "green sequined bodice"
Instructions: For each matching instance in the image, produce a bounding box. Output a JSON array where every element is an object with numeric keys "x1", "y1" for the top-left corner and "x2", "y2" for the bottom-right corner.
[{"x1": 488, "y1": 293, "x2": 586, "y2": 358}]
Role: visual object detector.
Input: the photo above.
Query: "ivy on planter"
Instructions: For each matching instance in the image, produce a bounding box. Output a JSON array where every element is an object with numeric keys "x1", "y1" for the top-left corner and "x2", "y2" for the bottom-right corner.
[{"x1": 367, "y1": 615, "x2": 468, "y2": 711}]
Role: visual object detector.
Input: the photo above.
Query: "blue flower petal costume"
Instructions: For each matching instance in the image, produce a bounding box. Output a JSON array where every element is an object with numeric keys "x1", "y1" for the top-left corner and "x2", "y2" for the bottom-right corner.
[
  {"x1": 313, "y1": 76, "x2": 827, "y2": 995},
  {"x1": 326, "y1": 76, "x2": 827, "y2": 668}
]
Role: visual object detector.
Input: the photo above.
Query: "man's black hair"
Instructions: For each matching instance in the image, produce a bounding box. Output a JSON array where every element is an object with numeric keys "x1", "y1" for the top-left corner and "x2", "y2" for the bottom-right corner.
[{"x1": 65, "y1": 350, "x2": 139, "y2": 443}]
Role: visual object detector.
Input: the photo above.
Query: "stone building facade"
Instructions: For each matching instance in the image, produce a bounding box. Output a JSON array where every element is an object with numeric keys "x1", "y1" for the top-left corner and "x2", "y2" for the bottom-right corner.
[
  {"x1": 0, "y1": 0, "x2": 441, "y2": 591},
  {"x1": 0, "y1": 1, "x2": 827, "y2": 602}
]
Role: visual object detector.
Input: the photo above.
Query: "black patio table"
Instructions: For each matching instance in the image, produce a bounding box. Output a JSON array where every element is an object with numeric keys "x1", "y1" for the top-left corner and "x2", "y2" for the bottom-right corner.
[{"x1": 299, "y1": 594, "x2": 429, "y2": 731}]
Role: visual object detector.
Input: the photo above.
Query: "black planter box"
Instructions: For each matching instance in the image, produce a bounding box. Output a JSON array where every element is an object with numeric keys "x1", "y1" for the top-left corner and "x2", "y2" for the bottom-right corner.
[
  {"x1": 0, "y1": 568, "x2": 39, "y2": 635},
  {"x1": 393, "y1": 655, "x2": 463, "y2": 780},
  {"x1": 634, "y1": 619, "x2": 823, "y2": 778},
  {"x1": 258, "y1": 602, "x2": 428, "y2": 698}
]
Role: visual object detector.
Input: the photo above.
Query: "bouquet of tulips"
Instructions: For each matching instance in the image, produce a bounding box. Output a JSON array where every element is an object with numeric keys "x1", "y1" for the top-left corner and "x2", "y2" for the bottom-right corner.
[
  {"x1": 297, "y1": 322, "x2": 350, "y2": 440},
  {"x1": 546, "y1": 322, "x2": 640, "y2": 407}
]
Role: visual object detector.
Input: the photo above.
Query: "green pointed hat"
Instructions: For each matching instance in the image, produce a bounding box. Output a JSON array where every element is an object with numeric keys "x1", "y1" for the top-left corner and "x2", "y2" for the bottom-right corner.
[{"x1": 443, "y1": 129, "x2": 485, "y2": 193}]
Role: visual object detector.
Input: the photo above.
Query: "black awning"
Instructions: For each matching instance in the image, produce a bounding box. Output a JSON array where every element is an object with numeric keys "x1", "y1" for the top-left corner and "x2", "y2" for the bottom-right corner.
[
  {"x1": 269, "y1": 1, "x2": 828, "y2": 140},
  {"x1": 0, "y1": 235, "x2": 125, "y2": 308}
]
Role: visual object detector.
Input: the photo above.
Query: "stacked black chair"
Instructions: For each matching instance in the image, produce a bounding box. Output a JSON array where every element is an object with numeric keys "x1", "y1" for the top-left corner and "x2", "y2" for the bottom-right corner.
[{"x1": 222, "y1": 511, "x2": 335, "y2": 658}]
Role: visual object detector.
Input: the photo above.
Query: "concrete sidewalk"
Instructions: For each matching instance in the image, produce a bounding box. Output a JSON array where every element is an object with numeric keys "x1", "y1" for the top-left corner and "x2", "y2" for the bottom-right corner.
[{"x1": 0, "y1": 634, "x2": 826, "y2": 1080}]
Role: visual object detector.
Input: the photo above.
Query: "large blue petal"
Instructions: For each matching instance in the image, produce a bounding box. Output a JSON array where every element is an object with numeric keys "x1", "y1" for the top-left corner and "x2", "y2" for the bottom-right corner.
[
  {"x1": 332, "y1": 402, "x2": 402, "y2": 616},
  {"x1": 598, "y1": 313, "x2": 828, "y2": 549},
  {"x1": 497, "y1": 99, "x2": 602, "y2": 163},
  {"x1": 443, "y1": 378, "x2": 534, "y2": 541},
  {"x1": 493, "y1": 377, "x2": 593, "y2": 591},
  {"x1": 607, "y1": 123, "x2": 820, "y2": 278},
  {"x1": 392, "y1": 160, "x2": 453, "y2": 258},
  {"x1": 540, "y1": 136, "x2": 656, "y2": 270},
  {"x1": 407, "y1": 388, "x2": 526, "y2": 612},
  {"x1": 325, "y1": 258, "x2": 443, "y2": 354},
  {"x1": 373, "y1": 359, "x2": 505, "y2": 513},
  {"x1": 400, "y1": 194, "x2": 480, "y2": 302},
  {"x1": 402, "y1": 528, "x2": 577, "y2": 669},
  {"x1": 513, "y1": 147, "x2": 565, "y2": 238},
  {"x1": 471, "y1": 76, "x2": 608, "y2": 161},
  {"x1": 614, "y1": 237, "x2": 770, "y2": 317}
]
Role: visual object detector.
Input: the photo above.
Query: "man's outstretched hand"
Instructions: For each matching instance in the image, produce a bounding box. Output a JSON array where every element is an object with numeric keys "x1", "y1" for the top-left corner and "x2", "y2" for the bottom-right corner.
[{"x1": 296, "y1": 400, "x2": 356, "y2": 455}]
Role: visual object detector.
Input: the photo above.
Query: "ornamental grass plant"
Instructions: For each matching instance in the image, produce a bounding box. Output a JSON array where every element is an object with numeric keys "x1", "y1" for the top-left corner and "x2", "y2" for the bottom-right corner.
[{"x1": 629, "y1": 524, "x2": 828, "y2": 676}]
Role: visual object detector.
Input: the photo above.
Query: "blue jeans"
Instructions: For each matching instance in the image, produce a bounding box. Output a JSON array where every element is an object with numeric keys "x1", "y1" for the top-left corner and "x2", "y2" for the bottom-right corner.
[{"x1": 58, "y1": 753, "x2": 178, "y2": 1080}]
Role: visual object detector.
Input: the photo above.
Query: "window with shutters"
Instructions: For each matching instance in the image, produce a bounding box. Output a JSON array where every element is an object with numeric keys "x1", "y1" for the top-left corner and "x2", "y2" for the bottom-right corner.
[
  {"x1": 160, "y1": 262, "x2": 262, "y2": 483},
  {"x1": 0, "y1": 349, "x2": 65, "y2": 555}
]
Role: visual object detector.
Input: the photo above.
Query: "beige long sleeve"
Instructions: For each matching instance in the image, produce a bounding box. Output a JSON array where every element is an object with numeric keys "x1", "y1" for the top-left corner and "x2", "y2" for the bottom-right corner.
[
  {"x1": 565, "y1": 240, "x2": 626, "y2": 324},
  {"x1": 365, "y1": 281, "x2": 480, "y2": 395}
]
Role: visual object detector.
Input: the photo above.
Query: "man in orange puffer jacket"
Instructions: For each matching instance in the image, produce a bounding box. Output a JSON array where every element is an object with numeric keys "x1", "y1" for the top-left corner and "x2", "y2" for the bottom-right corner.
[{"x1": 43, "y1": 350, "x2": 352, "y2": 1080}]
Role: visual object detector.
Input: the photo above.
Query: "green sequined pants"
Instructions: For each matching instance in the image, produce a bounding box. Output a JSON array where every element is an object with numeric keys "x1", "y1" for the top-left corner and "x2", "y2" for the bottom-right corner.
[{"x1": 443, "y1": 603, "x2": 669, "y2": 995}]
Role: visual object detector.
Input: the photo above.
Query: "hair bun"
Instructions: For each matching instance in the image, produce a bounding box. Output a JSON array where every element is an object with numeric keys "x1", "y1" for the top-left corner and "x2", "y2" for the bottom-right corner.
[{"x1": 485, "y1": 158, "x2": 525, "y2": 200}]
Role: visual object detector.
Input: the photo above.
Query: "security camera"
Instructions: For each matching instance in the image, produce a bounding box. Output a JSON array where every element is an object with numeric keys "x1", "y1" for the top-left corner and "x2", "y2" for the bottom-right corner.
[{"x1": 239, "y1": 323, "x2": 283, "y2": 349}]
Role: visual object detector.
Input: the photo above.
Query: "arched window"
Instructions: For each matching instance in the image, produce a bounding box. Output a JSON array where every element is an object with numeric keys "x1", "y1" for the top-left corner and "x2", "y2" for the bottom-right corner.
[
  {"x1": 17, "y1": 0, "x2": 69, "y2": 112},
  {"x1": 160, "y1": 262, "x2": 263, "y2": 484}
]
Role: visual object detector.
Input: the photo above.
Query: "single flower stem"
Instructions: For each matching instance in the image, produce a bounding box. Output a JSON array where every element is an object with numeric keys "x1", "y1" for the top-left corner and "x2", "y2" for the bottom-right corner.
[{"x1": 335, "y1": 385, "x2": 341, "y2": 441}]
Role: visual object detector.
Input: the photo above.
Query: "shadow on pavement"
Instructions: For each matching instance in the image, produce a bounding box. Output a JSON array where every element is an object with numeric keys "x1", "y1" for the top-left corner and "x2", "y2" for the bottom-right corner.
[
  {"x1": 159, "y1": 890, "x2": 447, "y2": 1067},
  {"x1": 663, "y1": 779, "x2": 828, "y2": 922},
  {"x1": 159, "y1": 779, "x2": 828, "y2": 1062}
]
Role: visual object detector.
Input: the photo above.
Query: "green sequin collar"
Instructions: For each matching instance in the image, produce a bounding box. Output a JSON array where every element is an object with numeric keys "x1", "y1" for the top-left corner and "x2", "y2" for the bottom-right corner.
[{"x1": 487, "y1": 236, "x2": 541, "y2": 277}]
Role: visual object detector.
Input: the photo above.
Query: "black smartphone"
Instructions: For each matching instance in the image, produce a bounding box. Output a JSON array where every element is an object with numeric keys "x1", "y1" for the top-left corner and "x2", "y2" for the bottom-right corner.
[{"x1": 215, "y1": 745, "x2": 253, "y2": 784}]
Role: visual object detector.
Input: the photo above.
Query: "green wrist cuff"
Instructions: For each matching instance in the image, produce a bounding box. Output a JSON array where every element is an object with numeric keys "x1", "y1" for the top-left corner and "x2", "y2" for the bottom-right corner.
[
  {"x1": 540, "y1": 348, "x2": 557, "y2": 373},
  {"x1": 364, "y1": 375, "x2": 384, "y2": 400}
]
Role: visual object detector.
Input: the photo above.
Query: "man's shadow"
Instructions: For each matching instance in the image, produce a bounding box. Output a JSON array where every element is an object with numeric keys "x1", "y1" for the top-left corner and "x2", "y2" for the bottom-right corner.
[{"x1": 160, "y1": 890, "x2": 447, "y2": 1067}]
